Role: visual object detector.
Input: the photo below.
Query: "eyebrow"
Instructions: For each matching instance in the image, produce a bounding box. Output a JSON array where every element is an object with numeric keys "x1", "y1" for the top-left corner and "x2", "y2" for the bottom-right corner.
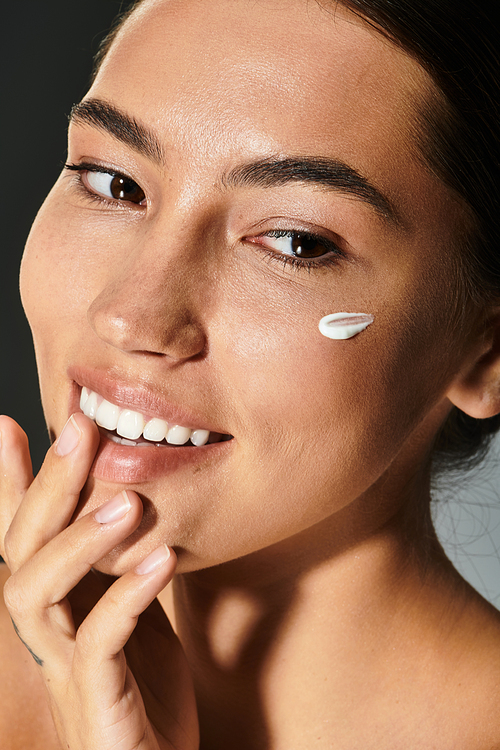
[
  {"x1": 70, "y1": 97, "x2": 399, "y2": 225},
  {"x1": 224, "y1": 157, "x2": 400, "y2": 225},
  {"x1": 69, "y1": 98, "x2": 165, "y2": 166}
]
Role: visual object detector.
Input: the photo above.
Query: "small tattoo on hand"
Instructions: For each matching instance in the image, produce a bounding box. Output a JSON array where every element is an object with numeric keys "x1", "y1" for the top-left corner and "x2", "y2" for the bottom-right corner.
[{"x1": 11, "y1": 619, "x2": 44, "y2": 667}]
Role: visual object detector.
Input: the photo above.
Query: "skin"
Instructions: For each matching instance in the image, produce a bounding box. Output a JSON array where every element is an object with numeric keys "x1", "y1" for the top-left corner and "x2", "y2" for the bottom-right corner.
[
  {"x1": 1, "y1": 0, "x2": 500, "y2": 747},
  {"x1": 9, "y1": 0, "x2": 484, "y2": 574}
]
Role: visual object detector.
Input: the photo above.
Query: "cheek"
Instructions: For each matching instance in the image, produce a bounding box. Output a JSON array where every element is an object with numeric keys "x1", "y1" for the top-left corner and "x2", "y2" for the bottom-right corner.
[
  {"x1": 19, "y1": 188, "x2": 104, "y2": 421},
  {"x1": 20, "y1": 181, "x2": 127, "y2": 363},
  {"x1": 215, "y1": 267, "x2": 453, "y2": 506},
  {"x1": 21, "y1": 190, "x2": 81, "y2": 330},
  {"x1": 215, "y1": 292, "x2": 372, "y2": 504},
  {"x1": 21, "y1": 202, "x2": 68, "y2": 361}
]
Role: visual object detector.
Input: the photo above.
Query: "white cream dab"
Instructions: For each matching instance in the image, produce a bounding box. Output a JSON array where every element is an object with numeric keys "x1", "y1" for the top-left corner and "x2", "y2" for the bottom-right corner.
[{"x1": 319, "y1": 312, "x2": 374, "y2": 340}]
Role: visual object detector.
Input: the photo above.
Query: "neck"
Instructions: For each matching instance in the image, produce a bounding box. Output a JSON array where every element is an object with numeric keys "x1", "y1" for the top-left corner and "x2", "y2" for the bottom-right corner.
[{"x1": 169, "y1": 481, "x2": 463, "y2": 748}]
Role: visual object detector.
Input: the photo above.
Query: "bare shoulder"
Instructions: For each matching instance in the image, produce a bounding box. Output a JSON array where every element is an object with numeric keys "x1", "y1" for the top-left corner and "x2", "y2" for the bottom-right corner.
[
  {"x1": 372, "y1": 574, "x2": 500, "y2": 749},
  {"x1": 426, "y1": 587, "x2": 500, "y2": 748},
  {"x1": 460, "y1": 596, "x2": 500, "y2": 739},
  {"x1": 0, "y1": 564, "x2": 61, "y2": 750}
]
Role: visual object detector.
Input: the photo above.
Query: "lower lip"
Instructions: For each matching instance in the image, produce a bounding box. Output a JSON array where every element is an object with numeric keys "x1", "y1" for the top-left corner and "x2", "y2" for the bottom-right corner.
[
  {"x1": 69, "y1": 385, "x2": 232, "y2": 483},
  {"x1": 91, "y1": 429, "x2": 231, "y2": 483}
]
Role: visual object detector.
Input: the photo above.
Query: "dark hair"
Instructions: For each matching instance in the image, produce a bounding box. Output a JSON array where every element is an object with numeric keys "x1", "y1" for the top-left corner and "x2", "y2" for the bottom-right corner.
[
  {"x1": 92, "y1": 0, "x2": 500, "y2": 472},
  {"x1": 335, "y1": 0, "x2": 500, "y2": 471}
]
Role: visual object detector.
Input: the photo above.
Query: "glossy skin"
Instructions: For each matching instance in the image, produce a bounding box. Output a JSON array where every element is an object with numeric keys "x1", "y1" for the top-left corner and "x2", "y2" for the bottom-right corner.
[
  {"x1": 2, "y1": 1, "x2": 500, "y2": 748},
  {"x1": 18, "y1": 0, "x2": 478, "y2": 574}
]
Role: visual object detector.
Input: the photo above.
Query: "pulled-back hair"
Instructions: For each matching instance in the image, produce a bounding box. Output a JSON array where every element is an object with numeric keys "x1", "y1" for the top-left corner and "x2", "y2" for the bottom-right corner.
[
  {"x1": 336, "y1": 0, "x2": 500, "y2": 471},
  {"x1": 92, "y1": 0, "x2": 500, "y2": 472}
]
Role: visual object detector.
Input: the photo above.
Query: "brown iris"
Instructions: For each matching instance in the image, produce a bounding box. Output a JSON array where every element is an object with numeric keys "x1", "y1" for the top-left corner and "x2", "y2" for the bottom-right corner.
[
  {"x1": 109, "y1": 174, "x2": 145, "y2": 203},
  {"x1": 291, "y1": 233, "x2": 328, "y2": 258}
]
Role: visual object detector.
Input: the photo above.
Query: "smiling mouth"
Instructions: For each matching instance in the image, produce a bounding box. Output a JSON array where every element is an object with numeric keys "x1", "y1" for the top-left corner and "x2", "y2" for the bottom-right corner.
[{"x1": 80, "y1": 387, "x2": 233, "y2": 447}]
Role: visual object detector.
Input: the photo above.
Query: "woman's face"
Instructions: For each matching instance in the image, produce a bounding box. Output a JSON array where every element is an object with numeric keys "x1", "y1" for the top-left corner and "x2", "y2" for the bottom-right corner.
[{"x1": 21, "y1": 0, "x2": 472, "y2": 574}]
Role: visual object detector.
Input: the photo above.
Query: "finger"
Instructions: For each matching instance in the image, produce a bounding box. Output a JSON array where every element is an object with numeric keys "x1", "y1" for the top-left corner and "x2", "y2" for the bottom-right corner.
[
  {"x1": 0, "y1": 416, "x2": 33, "y2": 527},
  {"x1": 68, "y1": 547, "x2": 181, "y2": 750},
  {"x1": 3, "y1": 490, "x2": 144, "y2": 664},
  {"x1": 2, "y1": 412, "x2": 100, "y2": 570},
  {"x1": 73, "y1": 546, "x2": 176, "y2": 700}
]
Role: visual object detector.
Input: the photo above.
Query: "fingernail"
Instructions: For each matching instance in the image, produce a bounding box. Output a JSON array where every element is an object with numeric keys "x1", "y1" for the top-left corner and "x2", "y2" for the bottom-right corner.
[
  {"x1": 135, "y1": 544, "x2": 171, "y2": 575},
  {"x1": 95, "y1": 491, "x2": 132, "y2": 524},
  {"x1": 54, "y1": 415, "x2": 82, "y2": 456}
]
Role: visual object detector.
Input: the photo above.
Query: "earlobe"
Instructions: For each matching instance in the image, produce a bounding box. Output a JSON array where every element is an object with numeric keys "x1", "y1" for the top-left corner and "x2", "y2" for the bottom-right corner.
[{"x1": 447, "y1": 315, "x2": 500, "y2": 419}]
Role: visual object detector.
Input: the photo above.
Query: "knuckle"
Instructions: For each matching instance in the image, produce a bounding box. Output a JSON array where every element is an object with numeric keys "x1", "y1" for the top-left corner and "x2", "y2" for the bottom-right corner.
[
  {"x1": 3, "y1": 527, "x2": 21, "y2": 570},
  {"x1": 3, "y1": 573, "x2": 29, "y2": 619},
  {"x1": 74, "y1": 620, "x2": 104, "y2": 660},
  {"x1": 104, "y1": 586, "x2": 126, "y2": 612},
  {"x1": 35, "y1": 466, "x2": 58, "y2": 498}
]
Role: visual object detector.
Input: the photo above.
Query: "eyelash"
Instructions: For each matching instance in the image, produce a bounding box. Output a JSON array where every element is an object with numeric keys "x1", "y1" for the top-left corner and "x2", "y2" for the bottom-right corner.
[
  {"x1": 64, "y1": 162, "x2": 146, "y2": 208},
  {"x1": 65, "y1": 163, "x2": 344, "y2": 272},
  {"x1": 253, "y1": 229, "x2": 344, "y2": 272}
]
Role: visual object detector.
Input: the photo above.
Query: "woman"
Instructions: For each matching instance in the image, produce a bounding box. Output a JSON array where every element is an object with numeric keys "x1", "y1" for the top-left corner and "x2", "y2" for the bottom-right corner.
[{"x1": 1, "y1": 0, "x2": 499, "y2": 747}]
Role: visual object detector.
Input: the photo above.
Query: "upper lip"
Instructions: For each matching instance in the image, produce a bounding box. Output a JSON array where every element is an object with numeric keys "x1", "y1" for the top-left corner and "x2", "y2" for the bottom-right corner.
[{"x1": 68, "y1": 364, "x2": 229, "y2": 434}]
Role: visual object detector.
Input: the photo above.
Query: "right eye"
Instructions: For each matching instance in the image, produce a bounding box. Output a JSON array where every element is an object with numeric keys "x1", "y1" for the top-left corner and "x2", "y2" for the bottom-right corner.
[
  {"x1": 84, "y1": 170, "x2": 146, "y2": 204},
  {"x1": 65, "y1": 162, "x2": 146, "y2": 205}
]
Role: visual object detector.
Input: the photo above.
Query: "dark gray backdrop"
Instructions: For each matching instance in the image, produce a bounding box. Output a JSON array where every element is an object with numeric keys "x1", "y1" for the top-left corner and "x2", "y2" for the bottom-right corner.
[{"x1": 2, "y1": 1, "x2": 125, "y2": 470}]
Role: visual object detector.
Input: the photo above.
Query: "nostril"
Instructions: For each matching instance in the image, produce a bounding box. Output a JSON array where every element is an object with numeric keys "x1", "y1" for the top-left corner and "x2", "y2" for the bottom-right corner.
[{"x1": 88, "y1": 291, "x2": 207, "y2": 361}]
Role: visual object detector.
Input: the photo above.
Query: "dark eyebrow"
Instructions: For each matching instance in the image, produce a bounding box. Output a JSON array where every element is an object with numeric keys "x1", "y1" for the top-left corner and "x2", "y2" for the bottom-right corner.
[
  {"x1": 70, "y1": 99, "x2": 398, "y2": 225},
  {"x1": 224, "y1": 156, "x2": 400, "y2": 226},
  {"x1": 69, "y1": 98, "x2": 165, "y2": 166}
]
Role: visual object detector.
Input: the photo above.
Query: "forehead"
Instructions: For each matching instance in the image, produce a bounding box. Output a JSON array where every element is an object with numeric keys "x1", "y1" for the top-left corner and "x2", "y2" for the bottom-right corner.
[{"x1": 92, "y1": 0, "x2": 428, "y2": 159}]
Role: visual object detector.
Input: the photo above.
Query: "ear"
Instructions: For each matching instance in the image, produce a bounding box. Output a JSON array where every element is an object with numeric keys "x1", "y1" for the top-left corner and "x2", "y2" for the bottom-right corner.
[{"x1": 447, "y1": 312, "x2": 500, "y2": 418}]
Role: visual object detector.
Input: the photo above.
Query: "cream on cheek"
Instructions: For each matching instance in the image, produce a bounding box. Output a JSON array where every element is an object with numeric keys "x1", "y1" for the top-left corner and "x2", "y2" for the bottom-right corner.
[{"x1": 319, "y1": 313, "x2": 374, "y2": 340}]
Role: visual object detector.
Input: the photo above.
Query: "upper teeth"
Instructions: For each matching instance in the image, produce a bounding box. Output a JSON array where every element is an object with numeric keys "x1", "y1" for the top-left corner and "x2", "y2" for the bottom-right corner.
[{"x1": 80, "y1": 387, "x2": 211, "y2": 446}]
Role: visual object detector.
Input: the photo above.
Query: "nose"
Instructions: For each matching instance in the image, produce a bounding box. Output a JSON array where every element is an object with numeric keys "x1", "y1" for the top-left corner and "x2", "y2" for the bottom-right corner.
[{"x1": 87, "y1": 238, "x2": 208, "y2": 361}]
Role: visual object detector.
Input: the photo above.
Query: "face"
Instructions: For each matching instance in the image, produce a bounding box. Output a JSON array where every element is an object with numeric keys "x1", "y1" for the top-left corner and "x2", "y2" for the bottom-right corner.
[{"x1": 21, "y1": 0, "x2": 473, "y2": 575}]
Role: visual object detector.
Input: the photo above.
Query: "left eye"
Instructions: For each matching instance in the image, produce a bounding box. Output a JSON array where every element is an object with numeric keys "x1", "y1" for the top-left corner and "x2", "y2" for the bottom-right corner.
[
  {"x1": 263, "y1": 230, "x2": 333, "y2": 258},
  {"x1": 85, "y1": 170, "x2": 146, "y2": 204}
]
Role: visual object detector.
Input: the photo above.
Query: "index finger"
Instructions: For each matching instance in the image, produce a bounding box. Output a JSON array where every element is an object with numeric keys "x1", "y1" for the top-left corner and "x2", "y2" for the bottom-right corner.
[
  {"x1": 0, "y1": 416, "x2": 34, "y2": 546},
  {"x1": 0, "y1": 412, "x2": 100, "y2": 571}
]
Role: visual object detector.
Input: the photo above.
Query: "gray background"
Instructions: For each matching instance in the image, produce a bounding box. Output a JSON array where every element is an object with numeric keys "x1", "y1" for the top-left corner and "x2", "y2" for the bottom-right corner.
[{"x1": 2, "y1": 1, "x2": 499, "y2": 605}]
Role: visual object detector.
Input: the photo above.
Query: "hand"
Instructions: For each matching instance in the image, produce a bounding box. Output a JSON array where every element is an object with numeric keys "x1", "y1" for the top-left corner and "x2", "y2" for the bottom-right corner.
[{"x1": 0, "y1": 413, "x2": 199, "y2": 750}]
